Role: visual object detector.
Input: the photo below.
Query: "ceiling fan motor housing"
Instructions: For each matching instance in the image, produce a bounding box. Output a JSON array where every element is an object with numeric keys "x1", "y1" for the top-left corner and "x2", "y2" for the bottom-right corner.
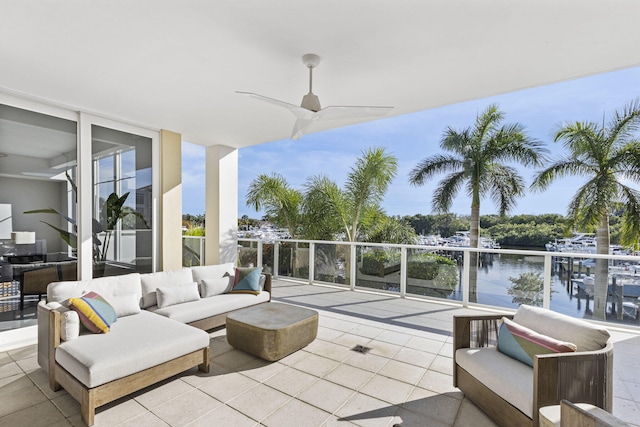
[{"x1": 301, "y1": 93, "x2": 321, "y2": 112}]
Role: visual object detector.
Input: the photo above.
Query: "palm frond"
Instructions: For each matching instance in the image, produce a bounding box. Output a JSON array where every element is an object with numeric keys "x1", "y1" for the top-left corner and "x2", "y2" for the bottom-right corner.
[
  {"x1": 531, "y1": 157, "x2": 590, "y2": 191},
  {"x1": 607, "y1": 98, "x2": 640, "y2": 145},
  {"x1": 488, "y1": 165, "x2": 525, "y2": 215},
  {"x1": 432, "y1": 171, "x2": 466, "y2": 213},
  {"x1": 408, "y1": 155, "x2": 463, "y2": 186}
]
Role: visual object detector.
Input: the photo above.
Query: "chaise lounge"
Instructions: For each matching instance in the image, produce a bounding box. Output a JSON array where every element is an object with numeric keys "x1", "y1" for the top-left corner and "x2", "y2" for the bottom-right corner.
[{"x1": 37, "y1": 264, "x2": 271, "y2": 426}]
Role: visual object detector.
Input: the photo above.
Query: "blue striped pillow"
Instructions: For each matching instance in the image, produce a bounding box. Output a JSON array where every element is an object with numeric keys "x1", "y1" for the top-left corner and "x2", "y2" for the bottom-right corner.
[{"x1": 497, "y1": 317, "x2": 576, "y2": 367}]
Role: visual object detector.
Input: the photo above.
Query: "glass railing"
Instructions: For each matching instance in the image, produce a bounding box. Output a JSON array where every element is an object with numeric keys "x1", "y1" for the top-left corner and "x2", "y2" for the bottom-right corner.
[
  {"x1": 234, "y1": 237, "x2": 640, "y2": 330},
  {"x1": 182, "y1": 236, "x2": 205, "y2": 267}
]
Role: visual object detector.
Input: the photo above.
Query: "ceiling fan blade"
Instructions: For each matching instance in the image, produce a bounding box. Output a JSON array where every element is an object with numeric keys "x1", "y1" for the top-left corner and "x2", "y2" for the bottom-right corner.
[
  {"x1": 291, "y1": 118, "x2": 315, "y2": 140},
  {"x1": 315, "y1": 105, "x2": 393, "y2": 121},
  {"x1": 236, "y1": 91, "x2": 314, "y2": 119}
]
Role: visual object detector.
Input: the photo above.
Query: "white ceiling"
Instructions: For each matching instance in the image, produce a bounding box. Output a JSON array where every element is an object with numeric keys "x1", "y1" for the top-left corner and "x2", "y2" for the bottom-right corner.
[{"x1": 2, "y1": 0, "x2": 640, "y2": 148}]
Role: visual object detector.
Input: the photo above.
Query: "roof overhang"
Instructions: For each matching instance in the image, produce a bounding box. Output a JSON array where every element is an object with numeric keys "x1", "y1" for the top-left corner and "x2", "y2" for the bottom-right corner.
[{"x1": 2, "y1": 0, "x2": 640, "y2": 147}]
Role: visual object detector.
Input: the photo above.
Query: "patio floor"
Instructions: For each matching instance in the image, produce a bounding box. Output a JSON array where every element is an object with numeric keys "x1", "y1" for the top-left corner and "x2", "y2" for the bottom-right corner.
[{"x1": 1, "y1": 279, "x2": 639, "y2": 426}]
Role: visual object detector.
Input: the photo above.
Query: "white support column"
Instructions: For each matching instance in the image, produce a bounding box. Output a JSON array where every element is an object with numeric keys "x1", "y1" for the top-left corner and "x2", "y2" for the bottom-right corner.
[
  {"x1": 77, "y1": 113, "x2": 93, "y2": 280},
  {"x1": 205, "y1": 145, "x2": 238, "y2": 265},
  {"x1": 160, "y1": 130, "x2": 183, "y2": 271}
]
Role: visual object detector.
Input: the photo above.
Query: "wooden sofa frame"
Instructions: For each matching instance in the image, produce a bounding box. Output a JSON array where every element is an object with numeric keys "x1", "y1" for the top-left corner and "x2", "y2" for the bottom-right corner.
[
  {"x1": 453, "y1": 313, "x2": 613, "y2": 427},
  {"x1": 44, "y1": 273, "x2": 272, "y2": 425},
  {"x1": 47, "y1": 309, "x2": 210, "y2": 426}
]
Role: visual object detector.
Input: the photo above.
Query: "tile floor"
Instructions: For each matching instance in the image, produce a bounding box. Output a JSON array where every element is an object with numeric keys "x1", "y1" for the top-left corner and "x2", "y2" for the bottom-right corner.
[{"x1": 1, "y1": 279, "x2": 639, "y2": 426}]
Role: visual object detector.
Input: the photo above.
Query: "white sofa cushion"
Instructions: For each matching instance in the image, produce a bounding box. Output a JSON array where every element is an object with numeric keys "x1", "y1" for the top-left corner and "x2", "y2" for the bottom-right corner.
[
  {"x1": 46, "y1": 302, "x2": 80, "y2": 341},
  {"x1": 156, "y1": 282, "x2": 200, "y2": 308},
  {"x1": 47, "y1": 273, "x2": 142, "y2": 317},
  {"x1": 513, "y1": 305, "x2": 610, "y2": 351},
  {"x1": 191, "y1": 263, "x2": 235, "y2": 284},
  {"x1": 55, "y1": 310, "x2": 209, "y2": 388},
  {"x1": 200, "y1": 277, "x2": 233, "y2": 297},
  {"x1": 107, "y1": 293, "x2": 141, "y2": 317},
  {"x1": 140, "y1": 268, "x2": 193, "y2": 308},
  {"x1": 149, "y1": 291, "x2": 271, "y2": 324},
  {"x1": 456, "y1": 347, "x2": 534, "y2": 417},
  {"x1": 191, "y1": 263, "x2": 235, "y2": 296}
]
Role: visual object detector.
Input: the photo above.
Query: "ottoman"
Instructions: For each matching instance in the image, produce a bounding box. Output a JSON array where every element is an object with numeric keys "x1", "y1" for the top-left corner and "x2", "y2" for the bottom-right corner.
[{"x1": 226, "y1": 302, "x2": 318, "y2": 361}]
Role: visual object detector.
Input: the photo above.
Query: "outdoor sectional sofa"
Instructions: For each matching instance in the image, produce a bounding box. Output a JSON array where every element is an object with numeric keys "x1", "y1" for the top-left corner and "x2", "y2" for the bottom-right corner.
[
  {"x1": 453, "y1": 304, "x2": 613, "y2": 427},
  {"x1": 36, "y1": 263, "x2": 271, "y2": 426}
]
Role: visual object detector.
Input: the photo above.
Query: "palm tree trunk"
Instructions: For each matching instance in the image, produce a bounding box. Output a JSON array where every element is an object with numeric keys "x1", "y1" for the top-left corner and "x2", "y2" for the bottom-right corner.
[
  {"x1": 593, "y1": 216, "x2": 610, "y2": 320},
  {"x1": 469, "y1": 204, "x2": 480, "y2": 303}
]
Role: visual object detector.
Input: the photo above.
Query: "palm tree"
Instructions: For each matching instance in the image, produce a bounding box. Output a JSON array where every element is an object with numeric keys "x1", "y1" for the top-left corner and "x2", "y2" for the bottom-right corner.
[
  {"x1": 245, "y1": 173, "x2": 303, "y2": 238},
  {"x1": 531, "y1": 100, "x2": 640, "y2": 319},
  {"x1": 301, "y1": 147, "x2": 398, "y2": 242},
  {"x1": 409, "y1": 104, "x2": 546, "y2": 301}
]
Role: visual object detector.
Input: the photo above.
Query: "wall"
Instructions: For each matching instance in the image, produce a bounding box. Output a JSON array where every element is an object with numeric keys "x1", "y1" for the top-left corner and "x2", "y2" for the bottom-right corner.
[{"x1": 0, "y1": 176, "x2": 67, "y2": 254}]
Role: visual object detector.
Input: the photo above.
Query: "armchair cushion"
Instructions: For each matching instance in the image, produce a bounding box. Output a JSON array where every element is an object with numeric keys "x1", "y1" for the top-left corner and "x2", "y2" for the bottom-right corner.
[
  {"x1": 456, "y1": 347, "x2": 534, "y2": 417},
  {"x1": 498, "y1": 317, "x2": 576, "y2": 367},
  {"x1": 513, "y1": 305, "x2": 610, "y2": 351}
]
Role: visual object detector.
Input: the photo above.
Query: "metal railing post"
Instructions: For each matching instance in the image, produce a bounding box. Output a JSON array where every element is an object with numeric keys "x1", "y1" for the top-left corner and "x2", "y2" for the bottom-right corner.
[
  {"x1": 350, "y1": 243, "x2": 357, "y2": 291},
  {"x1": 462, "y1": 249, "x2": 470, "y2": 307},
  {"x1": 273, "y1": 240, "x2": 280, "y2": 278},
  {"x1": 200, "y1": 236, "x2": 205, "y2": 266},
  {"x1": 309, "y1": 242, "x2": 315, "y2": 285},
  {"x1": 400, "y1": 247, "x2": 407, "y2": 298},
  {"x1": 257, "y1": 240, "x2": 263, "y2": 269},
  {"x1": 543, "y1": 254, "x2": 552, "y2": 309}
]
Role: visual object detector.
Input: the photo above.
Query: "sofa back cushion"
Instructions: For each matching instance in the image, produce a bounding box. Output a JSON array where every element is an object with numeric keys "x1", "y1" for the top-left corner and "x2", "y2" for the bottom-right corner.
[
  {"x1": 191, "y1": 263, "x2": 235, "y2": 296},
  {"x1": 191, "y1": 263, "x2": 234, "y2": 281},
  {"x1": 156, "y1": 282, "x2": 201, "y2": 308},
  {"x1": 513, "y1": 305, "x2": 610, "y2": 351},
  {"x1": 140, "y1": 268, "x2": 194, "y2": 308},
  {"x1": 47, "y1": 273, "x2": 142, "y2": 317}
]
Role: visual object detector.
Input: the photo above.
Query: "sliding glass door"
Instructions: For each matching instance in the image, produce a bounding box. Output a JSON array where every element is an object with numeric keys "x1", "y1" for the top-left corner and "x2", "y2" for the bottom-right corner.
[
  {"x1": 91, "y1": 124, "x2": 154, "y2": 277},
  {"x1": 0, "y1": 100, "x2": 159, "y2": 334},
  {"x1": 0, "y1": 102, "x2": 78, "y2": 331}
]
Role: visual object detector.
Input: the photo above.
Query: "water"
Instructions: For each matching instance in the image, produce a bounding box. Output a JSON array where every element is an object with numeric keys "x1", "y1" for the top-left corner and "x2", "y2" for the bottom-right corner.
[{"x1": 446, "y1": 253, "x2": 640, "y2": 326}]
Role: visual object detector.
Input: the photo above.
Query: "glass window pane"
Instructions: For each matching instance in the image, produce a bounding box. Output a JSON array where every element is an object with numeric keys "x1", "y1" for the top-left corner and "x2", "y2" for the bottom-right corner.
[
  {"x1": 91, "y1": 125, "x2": 152, "y2": 277},
  {"x1": 0, "y1": 104, "x2": 77, "y2": 331}
]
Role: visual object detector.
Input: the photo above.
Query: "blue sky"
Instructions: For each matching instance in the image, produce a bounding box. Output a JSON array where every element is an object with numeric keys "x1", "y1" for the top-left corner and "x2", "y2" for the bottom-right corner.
[{"x1": 182, "y1": 66, "x2": 640, "y2": 218}]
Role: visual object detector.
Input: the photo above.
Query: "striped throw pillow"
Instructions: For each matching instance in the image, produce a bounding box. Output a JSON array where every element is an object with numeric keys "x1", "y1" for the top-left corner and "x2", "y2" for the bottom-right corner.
[{"x1": 497, "y1": 317, "x2": 576, "y2": 367}]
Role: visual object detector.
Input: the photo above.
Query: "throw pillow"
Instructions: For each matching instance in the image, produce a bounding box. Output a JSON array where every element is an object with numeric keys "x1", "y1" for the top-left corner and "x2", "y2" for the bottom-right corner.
[
  {"x1": 108, "y1": 293, "x2": 141, "y2": 317},
  {"x1": 156, "y1": 282, "x2": 201, "y2": 308},
  {"x1": 68, "y1": 291, "x2": 118, "y2": 334},
  {"x1": 201, "y1": 276, "x2": 233, "y2": 297},
  {"x1": 497, "y1": 317, "x2": 577, "y2": 367},
  {"x1": 229, "y1": 267, "x2": 263, "y2": 295}
]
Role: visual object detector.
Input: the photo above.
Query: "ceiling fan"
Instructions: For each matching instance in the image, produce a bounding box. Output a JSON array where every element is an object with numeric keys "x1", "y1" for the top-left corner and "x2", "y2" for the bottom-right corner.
[{"x1": 237, "y1": 54, "x2": 393, "y2": 140}]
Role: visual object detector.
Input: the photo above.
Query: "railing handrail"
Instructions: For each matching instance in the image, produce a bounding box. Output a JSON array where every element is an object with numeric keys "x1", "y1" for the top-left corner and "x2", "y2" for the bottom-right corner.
[
  {"x1": 237, "y1": 237, "x2": 640, "y2": 263},
  {"x1": 194, "y1": 236, "x2": 640, "y2": 330}
]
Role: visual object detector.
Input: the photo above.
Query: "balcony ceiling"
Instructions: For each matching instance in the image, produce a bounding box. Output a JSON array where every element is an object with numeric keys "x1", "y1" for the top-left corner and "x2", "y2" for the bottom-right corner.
[{"x1": 2, "y1": 0, "x2": 640, "y2": 148}]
